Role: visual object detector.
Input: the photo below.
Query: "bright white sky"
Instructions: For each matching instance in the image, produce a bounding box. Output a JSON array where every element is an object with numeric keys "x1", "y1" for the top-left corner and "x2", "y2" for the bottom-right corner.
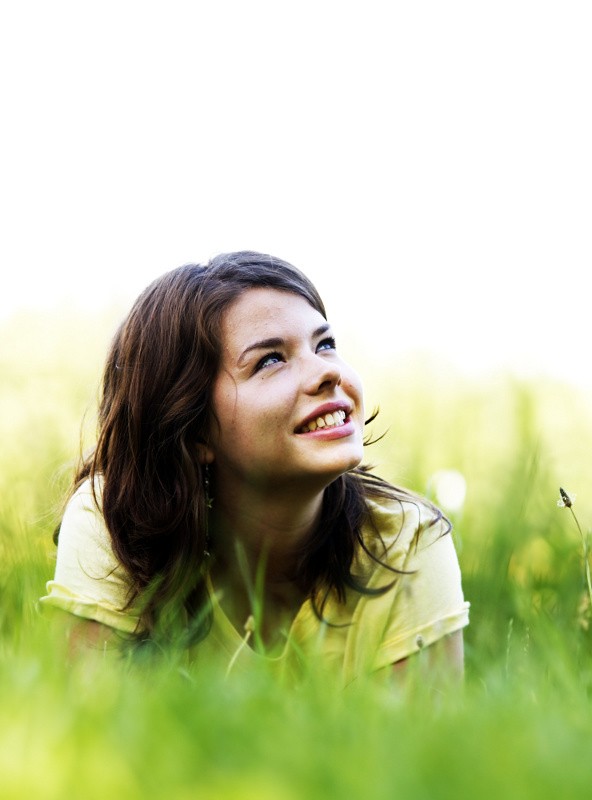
[{"x1": 1, "y1": 1, "x2": 590, "y2": 386}]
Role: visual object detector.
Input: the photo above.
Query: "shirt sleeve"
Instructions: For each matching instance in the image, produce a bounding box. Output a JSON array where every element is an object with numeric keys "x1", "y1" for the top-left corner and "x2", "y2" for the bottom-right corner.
[
  {"x1": 39, "y1": 481, "x2": 140, "y2": 633},
  {"x1": 372, "y1": 513, "x2": 470, "y2": 670}
]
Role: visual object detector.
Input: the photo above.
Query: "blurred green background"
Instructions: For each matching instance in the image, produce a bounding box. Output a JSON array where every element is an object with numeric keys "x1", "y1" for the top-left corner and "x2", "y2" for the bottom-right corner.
[
  {"x1": 2, "y1": 310, "x2": 591, "y2": 800},
  {"x1": 3, "y1": 0, "x2": 591, "y2": 795}
]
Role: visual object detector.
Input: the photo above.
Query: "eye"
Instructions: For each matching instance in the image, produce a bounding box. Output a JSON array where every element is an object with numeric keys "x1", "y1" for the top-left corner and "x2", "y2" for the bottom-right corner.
[
  {"x1": 316, "y1": 336, "x2": 336, "y2": 353},
  {"x1": 254, "y1": 351, "x2": 284, "y2": 372}
]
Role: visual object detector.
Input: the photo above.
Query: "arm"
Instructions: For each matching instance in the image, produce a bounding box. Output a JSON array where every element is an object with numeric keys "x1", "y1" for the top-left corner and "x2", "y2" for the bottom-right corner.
[
  {"x1": 392, "y1": 629, "x2": 465, "y2": 687},
  {"x1": 47, "y1": 607, "x2": 122, "y2": 662},
  {"x1": 40, "y1": 481, "x2": 139, "y2": 657},
  {"x1": 363, "y1": 503, "x2": 470, "y2": 687},
  {"x1": 67, "y1": 616, "x2": 120, "y2": 658}
]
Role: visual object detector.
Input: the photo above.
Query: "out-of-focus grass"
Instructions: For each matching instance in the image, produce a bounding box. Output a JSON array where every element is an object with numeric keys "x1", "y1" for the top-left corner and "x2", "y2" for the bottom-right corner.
[
  {"x1": 362, "y1": 354, "x2": 592, "y2": 672},
  {"x1": 2, "y1": 311, "x2": 592, "y2": 799}
]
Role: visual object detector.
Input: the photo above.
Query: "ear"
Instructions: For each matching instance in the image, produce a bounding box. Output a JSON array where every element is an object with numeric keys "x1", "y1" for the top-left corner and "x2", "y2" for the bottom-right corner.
[{"x1": 197, "y1": 443, "x2": 214, "y2": 465}]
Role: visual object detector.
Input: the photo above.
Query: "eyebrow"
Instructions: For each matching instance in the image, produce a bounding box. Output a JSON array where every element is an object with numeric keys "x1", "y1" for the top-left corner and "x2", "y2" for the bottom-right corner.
[{"x1": 238, "y1": 323, "x2": 331, "y2": 366}]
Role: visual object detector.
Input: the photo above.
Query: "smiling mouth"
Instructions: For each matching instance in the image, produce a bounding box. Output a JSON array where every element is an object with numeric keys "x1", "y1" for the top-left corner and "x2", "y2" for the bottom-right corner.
[{"x1": 297, "y1": 409, "x2": 347, "y2": 433}]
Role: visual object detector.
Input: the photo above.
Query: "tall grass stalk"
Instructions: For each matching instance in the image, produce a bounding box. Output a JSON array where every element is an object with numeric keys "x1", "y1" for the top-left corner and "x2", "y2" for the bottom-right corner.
[{"x1": 559, "y1": 487, "x2": 592, "y2": 622}]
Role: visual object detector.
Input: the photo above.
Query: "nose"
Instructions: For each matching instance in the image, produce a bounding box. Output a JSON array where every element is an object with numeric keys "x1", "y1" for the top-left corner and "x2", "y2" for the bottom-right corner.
[{"x1": 302, "y1": 352, "x2": 342, "y2": 395}]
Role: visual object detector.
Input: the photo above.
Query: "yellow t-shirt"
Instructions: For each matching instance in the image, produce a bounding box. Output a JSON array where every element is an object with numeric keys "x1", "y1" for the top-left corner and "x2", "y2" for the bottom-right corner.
[{"x1": 40, "y1": 480, "x2": 469, "y2": 686}]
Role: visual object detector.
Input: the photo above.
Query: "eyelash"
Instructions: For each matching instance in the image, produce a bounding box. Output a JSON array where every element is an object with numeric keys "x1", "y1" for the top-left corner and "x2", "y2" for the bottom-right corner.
[
  {"x1": 254, "y1": 337, "x2": 337, "y2": 373},
  {"x1": 317, "y1": 336, "x2": 336, "y2": 352},
  {"x1": 254, "y1": 352, "x2": 283, "y2": 371}
]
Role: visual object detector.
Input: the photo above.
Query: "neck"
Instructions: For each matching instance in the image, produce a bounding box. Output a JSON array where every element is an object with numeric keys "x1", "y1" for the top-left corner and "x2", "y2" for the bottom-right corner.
[
  {"x1": 207, "y1": 482, "x2": 327, "y2": 650},
  {"x1": 209, "y1": 483, "x2": 324, "y2": 584}
]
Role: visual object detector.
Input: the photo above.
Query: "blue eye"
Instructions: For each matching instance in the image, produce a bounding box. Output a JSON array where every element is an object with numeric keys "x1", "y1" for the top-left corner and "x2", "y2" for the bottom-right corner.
[
  {"x1": 317, "y1": 337, "x2": 336, "y2": 352},
  {"x1": 254, "y1": 352, "x2": 283, "y2": 372}
]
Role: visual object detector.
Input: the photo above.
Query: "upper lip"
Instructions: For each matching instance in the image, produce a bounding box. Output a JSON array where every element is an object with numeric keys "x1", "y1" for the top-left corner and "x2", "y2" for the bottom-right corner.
[{"x1": 295, "y1": 401, "x2": 353, "y2": 432}]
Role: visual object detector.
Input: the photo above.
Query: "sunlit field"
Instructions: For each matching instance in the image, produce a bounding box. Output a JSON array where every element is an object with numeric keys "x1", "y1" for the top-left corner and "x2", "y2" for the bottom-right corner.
[{"x1": 2, "y1": 310, "x2": 592, "y2": 800}]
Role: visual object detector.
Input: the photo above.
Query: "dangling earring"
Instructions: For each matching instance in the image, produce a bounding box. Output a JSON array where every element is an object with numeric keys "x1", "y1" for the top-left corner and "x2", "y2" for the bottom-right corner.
[
  {"x1": 203, "y1": 463, "x2": 212, "y2": 560},
  {"x1": 204, "y1": 463, "x2": 213, "y2": 510}
]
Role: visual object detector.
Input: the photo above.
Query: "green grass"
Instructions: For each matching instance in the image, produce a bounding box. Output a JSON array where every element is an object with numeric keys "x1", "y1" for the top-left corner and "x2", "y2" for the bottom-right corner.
[{"x1": 2, "y1": 311, "x2": 592, "y2": 799}]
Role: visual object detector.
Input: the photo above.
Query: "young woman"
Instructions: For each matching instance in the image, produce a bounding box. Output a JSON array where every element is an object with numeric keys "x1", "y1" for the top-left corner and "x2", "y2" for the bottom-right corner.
[{"x1": 41, "y1": 251, "x2": 469, "y2": 686}]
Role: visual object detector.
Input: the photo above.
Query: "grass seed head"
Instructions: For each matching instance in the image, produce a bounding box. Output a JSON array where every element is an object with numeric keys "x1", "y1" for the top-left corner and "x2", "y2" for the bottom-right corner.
[{"x1": 558, "y1": 487, "x2": 574, "y2": 508}]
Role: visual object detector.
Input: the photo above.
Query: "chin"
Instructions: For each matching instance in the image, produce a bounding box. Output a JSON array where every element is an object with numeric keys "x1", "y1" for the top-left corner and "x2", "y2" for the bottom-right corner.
[{"x1": 319, "y1": 452, "x2": 364, "y2": 483}]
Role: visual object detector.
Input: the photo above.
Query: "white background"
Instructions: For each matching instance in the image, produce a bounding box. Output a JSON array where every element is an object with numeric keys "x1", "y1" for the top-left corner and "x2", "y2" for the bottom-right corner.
[{"x1": 1, "y1": 1, "x2": 590, "y2": 386}]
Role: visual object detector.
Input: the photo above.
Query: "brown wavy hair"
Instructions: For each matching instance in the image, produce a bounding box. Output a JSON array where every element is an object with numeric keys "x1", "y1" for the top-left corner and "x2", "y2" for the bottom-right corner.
[{"x1": 66, "y1": 251, "x2": 447, "y2": 644}]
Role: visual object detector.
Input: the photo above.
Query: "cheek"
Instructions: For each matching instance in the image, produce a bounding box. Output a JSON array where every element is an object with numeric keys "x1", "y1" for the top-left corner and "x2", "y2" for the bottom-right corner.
[
  {"x1": 209, "y1": 379, "x2": 239, "y2": 445},
  {"x1": 344, "y1": 368, "x2": 364, "y2": 410},
  {"x1": 212, "y1": 387, "x2": 272, "y2": 447}
]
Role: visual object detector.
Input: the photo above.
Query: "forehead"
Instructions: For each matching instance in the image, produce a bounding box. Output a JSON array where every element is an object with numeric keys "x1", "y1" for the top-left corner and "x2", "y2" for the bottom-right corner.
[{"x1": 220, "y1": 288, "x2": 325, "y2": 347}]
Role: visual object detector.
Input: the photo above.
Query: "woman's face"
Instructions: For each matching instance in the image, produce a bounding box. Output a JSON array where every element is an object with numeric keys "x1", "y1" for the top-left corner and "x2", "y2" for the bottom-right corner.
[{"x1": 206, "y1": 287, "x2": 365, "y2": 496}]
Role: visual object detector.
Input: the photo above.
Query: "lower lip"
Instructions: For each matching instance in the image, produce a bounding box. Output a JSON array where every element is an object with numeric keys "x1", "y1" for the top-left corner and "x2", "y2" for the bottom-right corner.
[{"x1": 297, "y1": 419, "x2": 356, "y2": 440}]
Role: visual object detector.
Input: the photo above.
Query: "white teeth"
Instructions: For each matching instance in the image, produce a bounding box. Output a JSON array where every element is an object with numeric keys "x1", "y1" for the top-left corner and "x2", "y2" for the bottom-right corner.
[{"x1": 300, "y1": 409, "x2": 348, "y2": 433}]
